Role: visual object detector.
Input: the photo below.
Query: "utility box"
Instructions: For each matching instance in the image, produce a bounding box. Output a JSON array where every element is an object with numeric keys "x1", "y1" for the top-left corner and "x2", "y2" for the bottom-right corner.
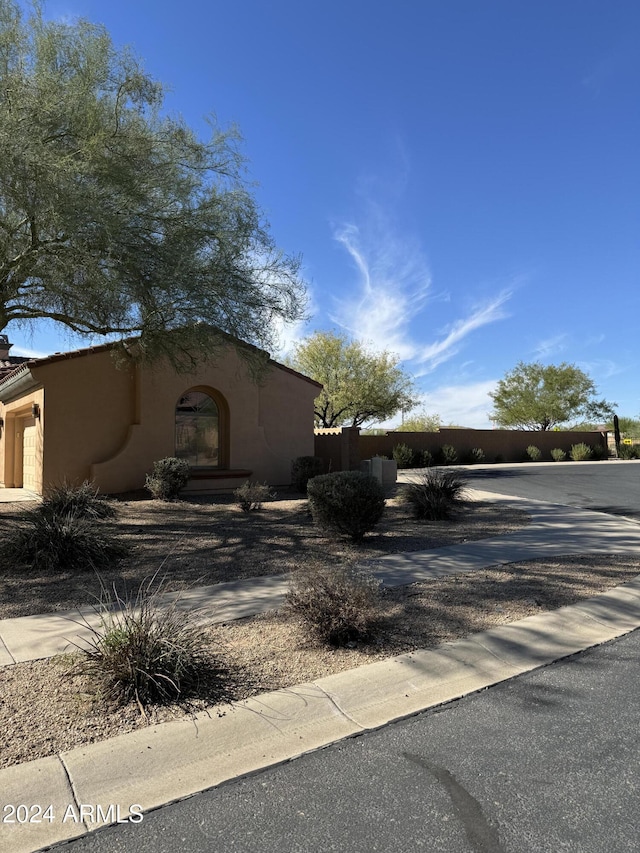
[{"x1": 361, "y1": 457, "x2": 397, "y2": 488}]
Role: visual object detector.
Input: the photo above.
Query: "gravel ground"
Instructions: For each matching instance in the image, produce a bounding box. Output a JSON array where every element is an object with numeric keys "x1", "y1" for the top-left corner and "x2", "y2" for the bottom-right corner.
[{"x1": 1, "y1": 492, "x2": 638, "y2": 770}]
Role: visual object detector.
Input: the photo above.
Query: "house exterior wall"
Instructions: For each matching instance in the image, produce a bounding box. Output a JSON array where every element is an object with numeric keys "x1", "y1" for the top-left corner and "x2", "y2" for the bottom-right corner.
[{"x1": 0, "y1": 344, "x2": 318, "y2": 495}]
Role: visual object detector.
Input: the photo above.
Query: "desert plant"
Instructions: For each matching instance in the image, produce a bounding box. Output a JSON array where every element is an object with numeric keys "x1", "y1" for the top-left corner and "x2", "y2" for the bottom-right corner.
[
  {"x1": 70, "y1": 577, "x2": 225, "y2": 709},
  {"x1": 0, "y1": 507, "x2": 128, "y2": 573},
  {"x1": 392, "y1": 443, "x2": 415, "y2": 469},
  {"x1": 438, "y1": 444, "x2": 458, "y2": 465},
  {"x1": 570, "y1": 442, "x2": 593, "y2": 461},
  {"x1": 234, "y1": 481, "x2": 275, "y2": 512},
  {"x1": 291, "y1": 456, "x2": 323, "y2": 493},
  {"x1": 525, "y1": 445, "x2": 542, "y2": 462},
  {"x1": 42, "y1": 481, "x2": 117, "y2": 519},
  {"x1": 145, "y1": 457, "x2": 190, "y2": 500},
  {"x1": 414, "y1": 448, "x2": 433, "y2": 468},
  {"x1": 590, "y1": 443, "x2": 609, "y2": 460},
  {"x1": 618, "y1": 444, "x2": 640, "y2": 459},
  {"x1": 285, "y1": 564, "x2": 380, "y2": 646},
  {"x1": 465, "y1": 447, "x2": 485, "y2": 464},
  {"x1": 550, "y1": 448, "x2": 566, "y2": 462},
  {"x1": 401, "y1": 468, "x2": 467, "y2": 520},
  {"x1": 307, "y1": 471, "x2": 385, "y2": 542}
]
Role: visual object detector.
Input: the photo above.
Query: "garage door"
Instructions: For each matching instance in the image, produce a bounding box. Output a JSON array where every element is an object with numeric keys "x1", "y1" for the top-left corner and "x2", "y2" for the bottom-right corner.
[{"x1": 22, "y1": 418, "x2": 37, "y2": 491}]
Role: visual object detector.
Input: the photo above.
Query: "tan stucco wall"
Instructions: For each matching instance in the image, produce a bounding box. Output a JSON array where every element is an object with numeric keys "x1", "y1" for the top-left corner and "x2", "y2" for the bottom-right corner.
[{"x1": 2, "y1": 345, "x2": 317, "y2": 494}]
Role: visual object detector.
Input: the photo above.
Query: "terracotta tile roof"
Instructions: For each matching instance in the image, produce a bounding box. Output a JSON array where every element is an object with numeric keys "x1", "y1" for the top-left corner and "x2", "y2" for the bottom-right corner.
[{"x1": 0, "y1": 357, "x2": 30, "y2": 380}]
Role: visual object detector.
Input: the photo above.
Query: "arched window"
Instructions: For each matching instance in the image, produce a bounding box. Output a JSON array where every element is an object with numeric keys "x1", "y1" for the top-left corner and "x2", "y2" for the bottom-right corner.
[{"x1": 175, "y1": 390, "x2": 220, "y2": 467}]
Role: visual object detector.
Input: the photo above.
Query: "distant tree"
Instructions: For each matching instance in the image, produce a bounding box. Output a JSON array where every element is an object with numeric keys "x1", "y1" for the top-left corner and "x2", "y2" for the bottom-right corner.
[
  {"x1": 0, "y1": 1, "x2": 305, "y2": 366},
  {"x1": 396, "y1": 410, "x2": 442, "y2": 432},
  {"x1": 289, "y1": 331, "x2": 418, "y2": 428},
  {"x1": 605, "y1": 415, "x2": 640, "y2": 438},
  {"x1": 489, "y1": 362, "x2": 615, "y2": 430}
]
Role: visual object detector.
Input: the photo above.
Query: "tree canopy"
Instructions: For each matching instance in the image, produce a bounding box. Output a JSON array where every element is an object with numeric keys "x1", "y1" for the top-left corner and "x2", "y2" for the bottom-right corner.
[
  {"x1": 396, "y1": 410, "x2": 442, "y2": 432},
  {"x1": 489, "y1": 361, "x2": 615, "y2": 430},
  {"x1": 288, "y1": 331, "x2": 418, "y2": 428},
  {"x1": 0, "y1": 1, "x2": 305, "y2": 365}
]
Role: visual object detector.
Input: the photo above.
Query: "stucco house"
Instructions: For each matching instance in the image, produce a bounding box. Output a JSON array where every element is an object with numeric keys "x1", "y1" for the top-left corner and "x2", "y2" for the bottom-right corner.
[{"x1": 0, "y1": 334, "x2": 321, "y2": 496}]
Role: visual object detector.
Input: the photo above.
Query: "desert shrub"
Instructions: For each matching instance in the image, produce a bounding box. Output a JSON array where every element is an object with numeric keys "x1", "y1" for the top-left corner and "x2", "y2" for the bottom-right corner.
[
  {"x1": 570, "y1": 442, "x2": 593, "y2": 461},
  {"x1": 618, "y1": 444, "x2": 640, "y2": 459},
  {"x1": 550, "y1": 448, "x2": 566, "y2": 462},
  {"x1": 307, "y1": 471, "x2": 385, "y2": 542},
  {"x1": 392, "y1": 443, "x2": 415, "y2": 469},
  {"x1": 401, "y1": 468, "x2": 467, "y2": 520},
  {"x1": 291, "y1": 456, "x2": 323, "y2": 493},
  {"x1": 0, "y1": 507, "x2": 128, "y2": 573},
  {"x1": 234, "y1": 481, "x2": 275, "y2": 512},
  {"x1": 465, "y1": 447, "x2": 485, "y2": 464},
  {"x1": 70, "y1": 579, "x2": 225, "y2": 708},
  {"x1": 145, "y1": 457, "x2": 190, "y2": 500},
  {"x1": 590, "y1": 443, "x2": 609, "y2": 460},
  {"x1": 286, "y1": 565, "x2": 380, "y2": 647},
  {"x1": 438, "y1": 444, "x2": 458, "y2": 465},
  {"x1": 525, "y1": 445, "x2": 542, "y2": 462},
  {"x1": 414, "y1": 448, "x2": 433, "y2": 468},
  {"x1": 42, "y1": 481, "x2": 117, "y2": 519}
]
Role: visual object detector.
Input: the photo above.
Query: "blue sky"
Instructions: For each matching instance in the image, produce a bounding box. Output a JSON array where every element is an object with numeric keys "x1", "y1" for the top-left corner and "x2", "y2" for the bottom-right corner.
[{"x1": 10, "y1": 0, "x2": 640, "y2": 427}]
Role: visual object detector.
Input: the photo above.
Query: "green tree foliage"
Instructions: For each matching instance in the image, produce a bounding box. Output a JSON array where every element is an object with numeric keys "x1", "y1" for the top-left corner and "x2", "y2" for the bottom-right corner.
[
  {"x1": 289, "y1": 331, "x2": 417, "y2": 428},
  {"x1": 0, "y1": 1, "x2": 305, "y2": 364},
  {"x1": 489, "y1": 362, "x2": 615, "y2": 431},
  {"x1": 396, "y1": 410, "x2": 442, "y2": 432}
]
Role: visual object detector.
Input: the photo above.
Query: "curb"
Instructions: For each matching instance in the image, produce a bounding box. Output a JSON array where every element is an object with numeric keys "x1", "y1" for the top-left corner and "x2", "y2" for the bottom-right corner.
[{"x1": 2, "y1": 577, "x2": 640, "y2": 853}]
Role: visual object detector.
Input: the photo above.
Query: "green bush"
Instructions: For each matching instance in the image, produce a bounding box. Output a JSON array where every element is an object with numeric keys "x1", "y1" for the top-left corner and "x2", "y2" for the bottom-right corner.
[
  {"x1": 570, "y1": 442, "x2": 593, "y2": 461},
  {"x1": 70, "y1": 578, "x2": 225, "y2": 708},
  {"x1": 234, "y1": 480, "x2": 275, "y2": 512},
  {"x1": 590, "y1": 443, "x2": 609, "y2": 460},
  {"x1": 41, "y1": 481, "x2": 117, "y2": 519},
  {"x1": 550, "y1": 448, "x2": 566, "y2": 462},
  {"x1": 525, "y1": 445, "x2": 542, "y2": 462},
  {"x1": 392, "y1": 443, "x2": 415, "y2": 469},
  {"x1": 401, "y1": 468, "x2": 467, "y2": 520},
  {"x1": 414, "y1": 448, "x2": 433, "y2": 468},
  {"x1": 307, "y1": 471, "x2": 386, "y2": 542},
  {"x1": 145, "y1": 457, "x2": 190, "y2": 500},
  {"x1": 291, "y1": 456, "x2": 323, "y2": 493},
  {"x1": 285, "y1": 565, "x2": 380, "y2": 647},
  {"x1": 438, "y1": 444, "x2": 458, "y2": 465},
  {"x1": 0, "y1": 507, "x2": 128, "y2": 573},
  {"x1": 465, "y1": 447, "x2": 485, "y2": 464},
  {"x1": 618, "y1": 444, "x2": 640, "y2": 460}
]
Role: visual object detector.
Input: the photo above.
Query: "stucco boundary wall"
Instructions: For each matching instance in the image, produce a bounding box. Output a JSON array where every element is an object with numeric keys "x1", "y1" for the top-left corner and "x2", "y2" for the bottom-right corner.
[{"x1": 314, "y1": 427, "x2": 609, "y2": 472}]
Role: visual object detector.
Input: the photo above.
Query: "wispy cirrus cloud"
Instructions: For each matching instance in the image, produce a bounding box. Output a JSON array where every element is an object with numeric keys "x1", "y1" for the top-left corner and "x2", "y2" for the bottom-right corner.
[
  {"x1": 330, "y1": 214, "x2": 433, "y2": 360},
  {"x1": 414, "y1": 291, "x2": 513, "y2": 374},
  {"x1": 532, "y1": 333, "x2": 568, "y2": 360}
]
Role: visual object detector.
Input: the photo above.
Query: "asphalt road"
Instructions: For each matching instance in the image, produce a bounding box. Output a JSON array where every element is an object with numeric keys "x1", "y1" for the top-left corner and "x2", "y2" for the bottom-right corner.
[
  {"x1": 63, "y1": 629, "x2": 640, "y2": 853},
  {"x1": 462, "y1": 459, "x2": 640, "y2": 519}
]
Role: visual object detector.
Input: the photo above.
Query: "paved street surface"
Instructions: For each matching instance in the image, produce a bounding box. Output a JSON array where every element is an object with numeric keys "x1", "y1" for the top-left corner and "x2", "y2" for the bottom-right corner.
[
  {"x1": 63, "y1": 629, "x2": 640, "y2": 853},
  {"x1": 462, "y1": 460, "x2": 640, "y2": 519}
]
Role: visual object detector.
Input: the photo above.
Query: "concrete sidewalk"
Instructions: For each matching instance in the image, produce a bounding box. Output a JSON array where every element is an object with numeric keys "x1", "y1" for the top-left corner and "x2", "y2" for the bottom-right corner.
[{"x1": 2, "y1": 491, "x2": 640, "y2": 852}]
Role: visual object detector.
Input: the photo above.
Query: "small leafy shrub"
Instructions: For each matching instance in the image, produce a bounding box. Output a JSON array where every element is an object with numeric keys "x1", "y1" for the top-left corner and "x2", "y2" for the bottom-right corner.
[
  {"x1": 286, "y1": 565, "x2": 380, "y2": 647},
  {"x1": 438, "y1": 444, "x2": 458, "y2": 465},
  {"x1": 401, "y1": 468, "x2": 467, "y2": 520},
  {"x1": 71, "y1": 579, "x2": 225, "y2": 708},
  {"x1": 465, "y1": 447, "x2": 485, "y2": 464},
  {"x1": 42, "y1": 481, "x2": 117, "y2": 519},
  {"x1": 590, "y1": 444, "x2": 609, "y2": 460},
  {"x1": 392, "y1": 443, "x2": 415, "y2": 469},
  {"x1": 550, "y1": 448, "x2": 566, "y2": 462},
  {"x1": 307, "y1": 471, "x2": 386, "y2": 542},
  {"x1": 526, "y1": 445, "x2": 542, "y2": 462},
  {"x1": 234, "y1": 480, "x2": 275, "y2": 512},
  {"x1": 291, "y1": 456, "x2": 323, "y2": 493},
  {"x1": 618, "y1": 444, "x2": 640, "y2": 459},
  {"x1": 0, "y1": 507, "x2": 128, "y2": 573},
  {"x1": 570, "y1": 442, "x2": 593, "y2": 461},
  {"x1": 145, "y1": 457, "x2": 190, "y2": 500},
  {"x1": 414, "y1": 448, "x2": 433, "y2": 468}
]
